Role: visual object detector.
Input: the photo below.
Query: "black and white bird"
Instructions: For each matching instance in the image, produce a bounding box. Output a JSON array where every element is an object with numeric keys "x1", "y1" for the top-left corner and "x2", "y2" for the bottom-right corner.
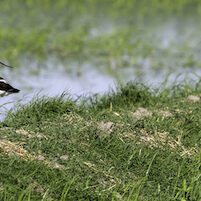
[
  {"x1": 0, "y1": 61, "x2": 20, "y2": 97},
  {"x1": 0, "y1": 77, "x2": 20, "y2": 97}
]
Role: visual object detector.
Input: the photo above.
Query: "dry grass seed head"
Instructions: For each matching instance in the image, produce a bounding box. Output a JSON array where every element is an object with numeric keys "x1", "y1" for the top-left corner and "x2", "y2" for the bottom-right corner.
[
  {"x1": 64, "y1": 112, "x2": 83, "y2": 123},
  {"x1": 60, "y1": 155, "x2": 69, "y2": 160},
  {"x1": 29, "y1": 182, "x2": 45, "y2": 195},
  {"x1": 0, "y1": 139, "x2": 28, "y2": 157},
  {"x1": 187, "y1": 95, "x2": 200, "y2": 102},
  {"x1": 131, "y1": 107, "x2": 152, "y2": 120},
  {"x1": 0, "y1": 183, "x2": 3, "y2": 191},
  {"x1": 138, "y1": 130, "x2": 198, "y2": 156},
  {"x1": 97, "y1": 121, "x2": 114, "y2": 132},
  {"x1": 16, "y1": 129, "x2": 30, "y2": 135},
  {"x1": 157, "y1": 110, "x2": 173, "y2": 118},
  {"x1": 16, "y1": 129, "x2": 48, "y2": 140}
]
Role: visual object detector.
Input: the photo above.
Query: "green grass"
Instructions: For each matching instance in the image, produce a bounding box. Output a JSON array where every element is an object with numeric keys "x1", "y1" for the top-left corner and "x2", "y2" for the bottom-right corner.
[{"x1": 0, "y1": 81, "x2": 201, "y2": 200}]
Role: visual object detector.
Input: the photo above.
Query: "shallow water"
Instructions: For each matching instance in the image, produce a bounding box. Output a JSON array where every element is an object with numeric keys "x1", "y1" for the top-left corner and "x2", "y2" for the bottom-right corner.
[
  {"x1": 1, "y1": 19, "x2": 201, "y2": 120},
  {"x1": 0, "y1": 63, "x2": 117, "y2": 120},
  {"x1": 0, "y1": 61, "x2": 200, "y2": 121}
]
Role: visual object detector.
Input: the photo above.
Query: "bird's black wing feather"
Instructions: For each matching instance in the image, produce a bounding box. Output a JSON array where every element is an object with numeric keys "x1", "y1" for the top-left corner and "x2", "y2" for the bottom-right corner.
[{"x1": 0, "y1": 82, "x2": 19, "y2": 93}]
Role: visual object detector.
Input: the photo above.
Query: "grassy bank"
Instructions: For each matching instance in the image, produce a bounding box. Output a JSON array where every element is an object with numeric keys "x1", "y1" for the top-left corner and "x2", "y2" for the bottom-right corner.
[{"x1": 0, "y1": 81, "x2": 200, "y2": 200}]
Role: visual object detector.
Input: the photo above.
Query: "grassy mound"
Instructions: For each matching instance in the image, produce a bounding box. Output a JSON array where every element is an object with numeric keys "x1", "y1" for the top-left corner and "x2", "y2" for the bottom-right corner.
[{"x1": 0, "y1": 82, "x2": 201, "y2": 200}]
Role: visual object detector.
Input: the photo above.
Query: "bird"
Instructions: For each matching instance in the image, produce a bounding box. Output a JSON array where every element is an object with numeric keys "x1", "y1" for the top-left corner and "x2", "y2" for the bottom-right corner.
[
  {"x1": 0, "y1": 61, "x2": 20, "y2": 97},
  {"x1": 0, "y1": 77, "x2": 20, "y2": 97}
]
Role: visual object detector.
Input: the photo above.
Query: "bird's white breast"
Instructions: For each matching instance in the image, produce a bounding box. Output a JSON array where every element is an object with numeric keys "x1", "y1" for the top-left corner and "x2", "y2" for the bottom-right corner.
[{"x1": 0, "y1": 90, "x2": 9, "y2": 97}]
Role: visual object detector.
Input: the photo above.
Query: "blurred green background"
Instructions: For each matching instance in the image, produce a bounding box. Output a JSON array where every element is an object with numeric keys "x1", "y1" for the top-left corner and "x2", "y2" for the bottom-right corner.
[{"x1": 0, "y1": 0, "x2": 201, "y2": 78}]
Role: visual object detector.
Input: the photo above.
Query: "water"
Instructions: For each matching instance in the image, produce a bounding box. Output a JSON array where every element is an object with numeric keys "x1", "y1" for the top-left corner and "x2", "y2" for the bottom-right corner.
[
  {"x1": 0, "y1": 63, "x2": 117, "y2": 120},
  {"x1": 1, "y1": 19, "x2": 201, "y2": 120},
  {"x1": 0, "y1": 60, "x2": 200, "y2": 121}
]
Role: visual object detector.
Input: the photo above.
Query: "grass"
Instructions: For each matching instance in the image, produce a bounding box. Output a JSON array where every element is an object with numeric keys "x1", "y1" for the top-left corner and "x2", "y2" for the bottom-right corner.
[{"x1": 0, "y1": 81, "x2": 200, "y2": 200}]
